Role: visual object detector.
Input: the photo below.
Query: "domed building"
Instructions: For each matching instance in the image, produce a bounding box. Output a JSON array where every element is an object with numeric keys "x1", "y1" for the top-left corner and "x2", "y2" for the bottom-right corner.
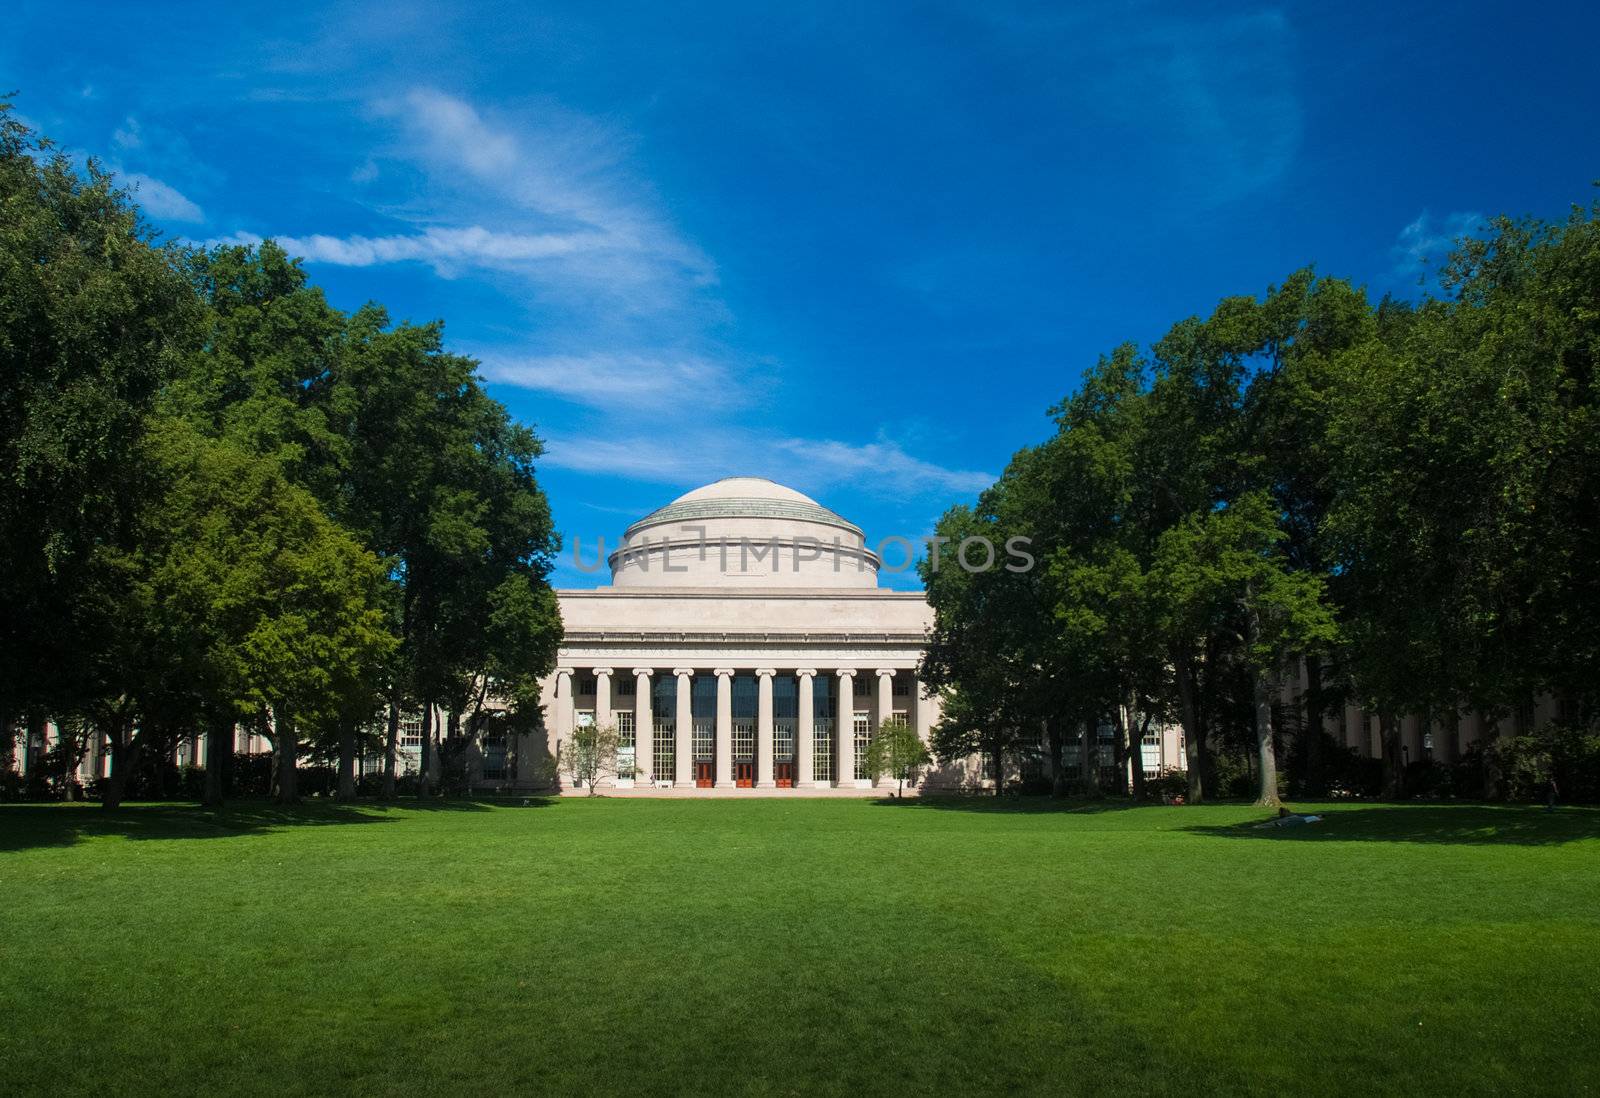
[{"x1": 537, "y1": 477, "x2": 947, "y2": 793}]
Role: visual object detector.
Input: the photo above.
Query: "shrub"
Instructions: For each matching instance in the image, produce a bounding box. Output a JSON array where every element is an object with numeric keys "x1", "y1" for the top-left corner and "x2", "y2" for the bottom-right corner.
[
  {"x1": 1014, "y1": 775, "x2": 1054, "y2": 796},
  {"x1": 1143, "y1": 770, "x2": 1188, "y2": 803},
  {"x1": 1489, "y1": 724, "x2": 1600, "y2": 803}
]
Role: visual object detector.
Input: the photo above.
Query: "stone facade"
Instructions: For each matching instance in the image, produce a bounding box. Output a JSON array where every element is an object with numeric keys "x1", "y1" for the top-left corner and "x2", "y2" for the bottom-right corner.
[{"x1": 536, "y1": 477, "x2": 963, "y2": 794}]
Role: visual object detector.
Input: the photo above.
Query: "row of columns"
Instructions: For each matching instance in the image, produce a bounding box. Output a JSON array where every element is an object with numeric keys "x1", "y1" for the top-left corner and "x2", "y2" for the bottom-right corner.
[{"x1": 551, "y1": 666, "x2": 908, "y2": 788}]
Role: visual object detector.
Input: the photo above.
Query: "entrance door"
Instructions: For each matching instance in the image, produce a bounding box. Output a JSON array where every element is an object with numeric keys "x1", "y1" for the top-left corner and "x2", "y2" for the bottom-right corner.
[
  {"x1": 695, "y1": 761, "x2": 713, "y2": 788},
  {"x1": 775, "y1": 761, "x2": 794, "y2": 788},
  {"x1": 735, "y1": 761, "x2": 755, "y2": 787}
]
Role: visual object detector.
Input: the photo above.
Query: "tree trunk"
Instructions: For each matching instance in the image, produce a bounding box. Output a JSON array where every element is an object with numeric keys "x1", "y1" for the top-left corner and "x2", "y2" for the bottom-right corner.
[
  {"x1": 1, "y1": 705, "x2": 15, "y2": 776},
  {"x1": 443, "y1": 707, "x2": 462, "y2": 797},
  {"x1": 204, "y1": 716, "x2": 230, "y2": 807},
  {"x1": 1078, "y1": 722, "x2": 1094, "y2": 788},
  {"x1": 337, "y1": 720, "x2": 357, "y2": 802},
  {"x1": 24, "y1": 711, "x2": 45, "y2": 776},
  {"x1": 382, "y1": 701, "x2": 400, "y2": 799},
  {"x1": 991, "y1": 745, "x2": 1005, "y2": 794},
  {"x1": 1130, "y1": 711, "x2": 1151, "y2": 801},
  {"x1": 1111, "y1": 703, "x2": 1131, "y2": 797},
  {"x1": 1046, "y1": 717, "x2": 1066, "y2": 796},
  {"x1": 102, "y1": 726, "x2": 142, "y2": 810},
  {"x1": 1380, "y1": 710, "x2": 1404, "y2": 799},
  {"x1": 1254, "y1": 669, "x2": 1281, "y2": 807},
  {"x1": 1175, "y1": 653, "x2": 1205, "y2": 804},
  {"x1": 417, "y1": 702, "x2": 434, "y2": 799},
  {"x1": 274, "y1": 708, "x2": 299, "y2": 805},
  {"x1": 1303, "y1": 654, "x2": 1325, "y2": 790}
]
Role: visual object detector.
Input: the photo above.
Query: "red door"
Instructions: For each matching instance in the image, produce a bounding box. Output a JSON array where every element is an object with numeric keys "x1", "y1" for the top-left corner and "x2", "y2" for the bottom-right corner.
[
  {"x1": 695, "y1": 761, "x2": 713, "y2": 788},
  {"x1": 735, "y1": 762, "x2": 755, "y2": 787},
  {"x1": 775, "y1": 762, "x2": 794, "y2": 788}
]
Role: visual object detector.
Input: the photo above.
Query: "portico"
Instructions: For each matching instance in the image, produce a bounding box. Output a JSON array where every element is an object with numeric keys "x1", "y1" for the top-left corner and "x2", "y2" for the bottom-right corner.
[{"x1": 537, "y1": 477, "x2": 951, "y2": 794}]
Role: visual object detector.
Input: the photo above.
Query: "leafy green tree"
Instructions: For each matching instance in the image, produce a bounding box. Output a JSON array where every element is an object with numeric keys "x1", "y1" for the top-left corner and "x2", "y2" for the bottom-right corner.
[
  {"x1": 1150, "y1": 491, "x2": 1336, "y2": 806},
  {"x1": 559, "y1": 722, "x2": 620, "y2": 796},
  {"x1": 117, "y1": 422, "x2": 395, "y2": 806},
  {"x1": 866, "y1": 716, "x2": 929, "y2": 797},
  {"x1": 0, "y1": 103, "x2": 197, "y2": 742}
]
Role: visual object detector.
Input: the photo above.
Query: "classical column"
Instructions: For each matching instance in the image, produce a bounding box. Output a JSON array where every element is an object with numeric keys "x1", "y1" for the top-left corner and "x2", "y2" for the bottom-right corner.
[
  {"x1": 674, "y1": 669, "x2": 695, "y2": 788},
  {"x1": 796, "y1": 669, "x2": 816, "y2": 787},
  {"x1": 874, "y1": 670, "x2": 896, "y2": 788},
  {"x1": 756, "y1": 669, "x2": 776, "y2": 788},
  {"x1": 633, "y1": 669, "x2": 654, "y2": 784},
  {"x1": 553, "y1": 668, "x2": 574, "y2": 740},
  {"x1": 551, "y1": 669, "x2": 574, "y2": 790},
  {"x1": 715, "y1": 668, "x2": 734, "y2": 788},
  {"x1": 593, "y1": 668, "x2": 614, "y2": 733},
  {"x1": 835, "y1": 669, "x2": 856, "y2": 786},
  {"x1": 876, "y1": 669, "x2": 896, "y2": 729}
]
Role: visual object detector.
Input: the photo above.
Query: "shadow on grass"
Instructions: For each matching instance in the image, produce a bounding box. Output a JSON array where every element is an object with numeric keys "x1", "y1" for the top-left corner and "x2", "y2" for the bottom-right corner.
[
  {"x1": 0, "y1": 796, "x2": 558, "y2": 853},
  {"x1": 1183, "y1": 803, "x2": 1600, "y2": 846},
  {"x1": 871, "y1": 794, "x2": 1152, "y2": 814}
]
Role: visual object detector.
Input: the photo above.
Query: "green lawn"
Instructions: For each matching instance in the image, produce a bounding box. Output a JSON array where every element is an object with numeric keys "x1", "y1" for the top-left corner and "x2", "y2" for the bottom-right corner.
[{"x1": 2, "y1": 798, "x2": 1597, "y2": 1096}]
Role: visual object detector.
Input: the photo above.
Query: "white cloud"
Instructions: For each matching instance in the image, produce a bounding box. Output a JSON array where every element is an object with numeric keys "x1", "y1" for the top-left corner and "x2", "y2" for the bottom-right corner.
[
  {"x1": 112, "y1": 117, "x2": 141, "y2": 150},
  {"x1": 541, "y1": 426, "x2": 993, "y2": 500},
  {"x1": 203, "y1": 226, "x2": 606, "y2": 275},
  {"x1": 394, "y1": 89, "x2": 706, "y2": 266},
  {"x1": 123, "y1": 172, "x2": 203, "y2": 223},
  {"x1": 224, "y1": 88, "x2": 715, "y2": 309},
  {"x1": 1392, "y1": 210, "x2": 1483, "y2": 284},
  {"x1": 773, "y1": 437, "x2": 995, "y2": 496},
  {"x1": 479, "y1": 352, "x2": 742, "y2": 410}
]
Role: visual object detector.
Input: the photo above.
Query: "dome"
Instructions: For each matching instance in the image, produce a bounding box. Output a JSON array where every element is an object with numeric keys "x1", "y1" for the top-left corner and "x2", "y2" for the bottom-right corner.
[
  {"x1": 673, "y1": 477, "x2": 820, "y2": 505},
  {"x1": 625, "y1": 477, "x2": 859, "y2": 539},
  {"x1": 610, "y1": 477, "x2": 879, "y2": 589}
]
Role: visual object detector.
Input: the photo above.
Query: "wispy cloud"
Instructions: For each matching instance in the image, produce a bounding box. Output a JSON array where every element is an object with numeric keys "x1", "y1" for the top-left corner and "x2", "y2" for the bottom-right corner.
[
  {"x1": 479, "y1": 352, "x2": 745, "y2": 410},
  {"x1": 203, "y1": 226, "x2": 605, "y2": 275},
  {"x1": 542, "y1": 426, "x2": 993, "y2": 500},
  {"x1": 123, "y1": 172, "x2": 204, "y2": 222},
  {"x1": 773, "y1": 437, "x2": 994, "y2": 496},
  {"x1": 387, "y1": 88, "x2": 715, "y2": 287},
  {"x1": 1392, "y1": 209, "x2": 1483, "y2": 286}
]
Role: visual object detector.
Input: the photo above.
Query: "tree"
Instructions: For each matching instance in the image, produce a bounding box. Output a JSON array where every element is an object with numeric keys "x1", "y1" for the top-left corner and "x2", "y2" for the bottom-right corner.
[
  {"x1": 866, "y1": 716, "x2": 929, "y2": 797},
  {"x1": 0, "y1": 102, "x2": 196, "y2": 745},
  {"x1": 558, "y1": 722, "x2": 620, "y2": 796},
  {"x1": 118, "y1": 422, "x2": 395, "y2": 806},
  {"x1": 1150, "y1": 492, "x2": 1336, "y2": 806}
]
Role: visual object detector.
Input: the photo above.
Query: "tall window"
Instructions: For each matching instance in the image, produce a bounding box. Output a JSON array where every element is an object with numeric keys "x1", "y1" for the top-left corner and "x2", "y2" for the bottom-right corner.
[
  {"x1": 693, "y1": 720, "x2": 714, "y2": 761},
  {"x1": 400, "y1": 714, "x2": 423, "y2": 748},
  {"x1": 813, "y1": 717, "x2": 834, "y2": 782},
  {"x1": 774, "y1": 674, "x2": 798, "y2": 762},
  {"x1": 577, "y1": 674, "x2": 596, "y2": 698},
  {"x1": 652, "y1": 676, "x2": 677, "y2": 782},
  {"x1": 617, "y1": 676, "x2": 635, "y2": 697},
  {"x1": 482, "y1": 735, "x2": 507, "y2": 780},
  {"x1": 892, "y1": 676, "x2": 910, "y2": 696},
  {"x1": 692, "y1": 675, "x2": 716, "y2": 761},
  {"x1": 617, "y1": 712, "x2": 636, "y2": 778},
  {"x1": 732, "y1": 720, "x2": 755, "y2": 762},
  {"x1": 853, "y1": 711, "x2": 871, "y2": 780}
]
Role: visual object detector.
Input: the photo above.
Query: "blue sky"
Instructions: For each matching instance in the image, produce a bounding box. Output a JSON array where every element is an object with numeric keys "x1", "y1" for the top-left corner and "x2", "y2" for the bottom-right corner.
[{"x1": 7, "y1": 0, "x2": 1599, "y2": 589}]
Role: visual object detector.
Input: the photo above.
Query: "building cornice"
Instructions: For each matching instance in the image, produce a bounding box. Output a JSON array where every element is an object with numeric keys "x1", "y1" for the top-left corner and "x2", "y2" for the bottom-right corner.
[
  {"x1": 557, "y1": 587, "x2": 928, "y2": 601},
  {"x1": 562, "y1": 629, "x2": 928, "y2": 646}
]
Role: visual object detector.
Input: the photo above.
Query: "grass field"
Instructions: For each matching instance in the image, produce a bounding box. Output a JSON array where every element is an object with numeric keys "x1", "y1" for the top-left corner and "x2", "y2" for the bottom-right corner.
[{"x1": 2, "y1": 798, "x2": 1597, "y2": 1096}]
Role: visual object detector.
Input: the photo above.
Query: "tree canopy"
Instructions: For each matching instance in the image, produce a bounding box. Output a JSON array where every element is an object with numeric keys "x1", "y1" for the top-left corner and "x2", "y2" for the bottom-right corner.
[{"x1": 0, "y1": 104, "x2": 563, "y2": 804}]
